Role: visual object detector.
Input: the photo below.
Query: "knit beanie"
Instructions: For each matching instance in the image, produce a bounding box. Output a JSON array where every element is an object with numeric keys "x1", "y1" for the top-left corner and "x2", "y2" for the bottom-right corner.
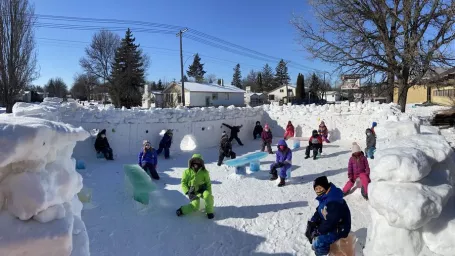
[
  {"x1": 352, "y1": 142, "x2": 361, "y2": 153},
  {"x1": 313, "y1": 176, "x2": 330, "y2": 190},
  {"x1": 264, "y1": 124, "x2": 269, "y2": 129},
  {"x1": 143, "y1": 140, "x2": 151, "y2": 146}
]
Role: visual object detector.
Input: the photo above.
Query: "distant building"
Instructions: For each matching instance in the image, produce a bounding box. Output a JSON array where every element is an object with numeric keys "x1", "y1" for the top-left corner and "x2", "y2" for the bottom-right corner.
[
  {"x1": 323, "y1": 91, "x2": 341, "y2": 103},
  {"x1": 161, "y1": 82, "x2": 245, "y2": 107},
  {"x1": 245, "y1": 93, "x2": 267, "y2": 107},
  {"x1": 267, "y1": 84, "x2": 296, "y2": 102},
  {"x1": 142, "y1": 84, "x2": 164, "y2": 108}
]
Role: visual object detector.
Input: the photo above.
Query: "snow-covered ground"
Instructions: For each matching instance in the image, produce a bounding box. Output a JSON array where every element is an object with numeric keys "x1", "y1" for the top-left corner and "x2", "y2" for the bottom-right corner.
[{"x1": 4, "y1": 99, "x2": 455, "y2": 256}]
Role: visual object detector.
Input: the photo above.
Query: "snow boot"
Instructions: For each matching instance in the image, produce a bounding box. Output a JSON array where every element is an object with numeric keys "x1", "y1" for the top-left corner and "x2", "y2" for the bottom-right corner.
[
  {"x1": 277, "y1": 177, "x2": 285, "y2": 187},
  {"x1": 270, "y1": 171, "x2": 278, "y2": 180},
  {"x1": 305, "y1": 155, "x2": 310, "y2": 159},
  {"x1": 207, "y1": 213, "x2": 214, "y2": 219},
  {"x1": 176, "y1": 208, "x2": 183, "y2": 217},
  {"x1": 361, "y1": 187, "x2": 368, "y2": 200}
]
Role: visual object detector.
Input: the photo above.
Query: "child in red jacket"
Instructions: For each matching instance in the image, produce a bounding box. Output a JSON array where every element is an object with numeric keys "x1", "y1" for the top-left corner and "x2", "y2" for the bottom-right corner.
[
  {"x1": 284, "y1": 121, "x2": 295, "y2": 140},
  {"x1": 342, "y1": 142, "x2": 370, "y2": 200},
  {"x1": 318, "y1": 121, "x2": 330, "y2": 143},
  {"x1": 305, "y1": 130, "x2": 323, "y2": 160}
]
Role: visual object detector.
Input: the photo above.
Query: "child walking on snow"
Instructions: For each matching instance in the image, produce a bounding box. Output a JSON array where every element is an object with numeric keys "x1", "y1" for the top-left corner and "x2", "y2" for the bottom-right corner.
[
  {"x1": 305, "y1": 130, "x2": 323, "y2": 160},
  {"x1": 253, "y1": 121, "x2": 263, "y2": 140},
  {"x1": 342, "y1": 142, "x2": 370, "y2": 200},
  {"x1": 261, "y1": 124, "x2": 273, "y2": 154},
  {"x1": 217, "y1": 131, "x2": 236, "y2": 166},
  {"x1": 318, "y1": 121, "x2": 330, "y2": 143},
  {"x1": 157, "y1": 129, "x2": 173, "y2": 159},
  {"x1": 365, "y1": 128, "x2": 376, "y2": 159},
  {"x1": 270, "y1": 139, "x2": 292, "y2": 187},
  {"x1": 176, "y1": 154, "x2": 214, "y2": 219},
  {"x1": 138, "y1": 140, "x2": 160, "y2": 180},
  {"x1": 284, "y1": 121, "x2": 295, "y2": 140}
]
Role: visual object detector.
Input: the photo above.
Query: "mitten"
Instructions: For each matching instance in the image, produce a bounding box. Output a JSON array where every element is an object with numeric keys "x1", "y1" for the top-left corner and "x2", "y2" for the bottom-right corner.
[{"x1": 197, "y1": 184, "x2": 207, "y2": 194}]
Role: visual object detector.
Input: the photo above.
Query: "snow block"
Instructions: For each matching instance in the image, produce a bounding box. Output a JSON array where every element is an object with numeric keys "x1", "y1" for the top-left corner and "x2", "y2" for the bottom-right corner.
[
  {"x1": 375, "y1": 120, "x2": 420, "y2": 141},
  {"x1": 369, "y1": 181, "x2": 453, "y2": 230},
  {"x1": 371, "y1": 147, "x2": 431, "y2": 182},
  {"x1": 0, "y1": 203, "x2": 74, "y2": 256},
  {"x1": 422, "y1": 197, "x2": 455, "y2": 256},
  {"x1": 420, "y1": 125, "x2": 441, "y2": 135},
  {"x1": 71, "y1": 215, "x2": 90, "y2": 256},
  {"x1": 76, "y1": 159, "x2": 86, "y2": 170},
  {"x1": 249, "y1": 160, "x2": 260, "y2": 172},
  {"x1": 363, "y1": 206, "x2": 423, "y2": 256},
  {"x1": 123, "y1": 164, "x2": 156, "y2": 205}
]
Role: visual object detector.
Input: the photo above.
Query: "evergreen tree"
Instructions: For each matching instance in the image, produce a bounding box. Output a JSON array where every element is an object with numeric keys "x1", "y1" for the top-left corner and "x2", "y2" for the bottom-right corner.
[
  {"x1": 256, "y1": 73, "x2": 263, "y2": 93},
  {"x1": 261, "y1": 64, "x2": 274, "y2": 90},
  {"x1": 157, "y1": 79, "x2": 163, "y2": 90},
  {"x1": 186, "y1": 53, "x2": 206, "y2": 83},
  {"x1": 232, "y1": 64, "x2": 242, "y2": 89},
  {"x1": 181, "y1": 75, "x2": 188, "y2": 82},
  {"x1": 150, "y1": 81, "x2": 157, "y2": 91},
  {"x1": 243, "y1": 69, "x2": 258, "y2": 91},
  {"x1": 217, "y1": 79, "x2": 222, "y2": 85},
  {"x1": 274, "y1": 59, "x2": 290, "y2": 88},
  {"x1": 295, "y1": 73, "x2": 305, "y2": 100},
  {"x1": 110, "y1": 28, "x2": 146, "y2": 108}
]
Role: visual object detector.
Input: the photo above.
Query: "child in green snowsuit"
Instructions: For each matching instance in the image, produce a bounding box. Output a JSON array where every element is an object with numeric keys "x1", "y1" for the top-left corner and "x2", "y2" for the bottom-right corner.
[{"x1": 176, "y1": 154, "x2": 215, "y2": 219}]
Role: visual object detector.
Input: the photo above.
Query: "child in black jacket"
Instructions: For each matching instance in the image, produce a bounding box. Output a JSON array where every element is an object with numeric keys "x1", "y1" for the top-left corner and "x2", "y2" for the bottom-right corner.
[{"x1": 217, "y1": 132, "x2": 236, "y2": 166}]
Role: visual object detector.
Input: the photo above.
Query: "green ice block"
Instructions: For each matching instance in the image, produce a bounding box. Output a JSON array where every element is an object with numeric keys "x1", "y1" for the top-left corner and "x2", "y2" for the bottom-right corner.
[{"x1": 123, "y1": 164, "x2": 156, "y2": 205}]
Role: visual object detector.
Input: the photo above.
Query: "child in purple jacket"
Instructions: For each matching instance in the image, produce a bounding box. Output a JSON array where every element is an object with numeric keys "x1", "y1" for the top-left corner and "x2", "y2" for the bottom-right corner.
[
  {"x1": 138, "y1": 140, "x2": 160, "y2": 180},
  {"x1": 342, "y1": 142, "x2": 370, "y2": 200},
  {"x1": 261, "y1": 124, "x2": 273, "y2": 154},
  {"x1": 270, "y1": 139, "x2": 292, "y2": 187}
]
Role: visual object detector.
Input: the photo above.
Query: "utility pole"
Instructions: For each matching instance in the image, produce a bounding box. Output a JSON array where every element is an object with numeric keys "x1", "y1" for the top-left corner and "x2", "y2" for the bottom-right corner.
[{"x1": 177, "y1": 28, "x2": 188, "y2": 106}]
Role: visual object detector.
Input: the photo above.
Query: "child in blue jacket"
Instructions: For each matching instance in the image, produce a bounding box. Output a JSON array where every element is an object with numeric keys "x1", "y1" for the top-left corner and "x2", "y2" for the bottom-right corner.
[
  {"x1": 305, "y1": 176, "x2": 351, "y2": 256},
  {"x1": 157, "y1": 129, "x2": 173, "y2": 159},
  {"x1": 269, "y1": 139, "x2": 292, "y2": 187},
  {"x1": 139, "y1": 140, "x2": 160, "y2": 180}
]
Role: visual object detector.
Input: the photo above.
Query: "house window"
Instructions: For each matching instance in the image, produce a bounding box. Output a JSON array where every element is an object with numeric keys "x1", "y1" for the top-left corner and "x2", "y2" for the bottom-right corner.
[
  {"x1": 177, "y1": 95, "x2": 182, "y2": 103},
  {"x1": 269, "y1": 94, "x2": 275, "y2": 100},
  {"x1": 225, "y1": 93, "x2": 229, "y2": 100},
  {"x1": 279, "y1": 89, "x2": 284, "y2": 92},
  {"x1": 212, "y1": 93, "x2": 218, "y2": 100},
  {"x1": 288, "y1": 89, "x2": 292, "y2": 92}
]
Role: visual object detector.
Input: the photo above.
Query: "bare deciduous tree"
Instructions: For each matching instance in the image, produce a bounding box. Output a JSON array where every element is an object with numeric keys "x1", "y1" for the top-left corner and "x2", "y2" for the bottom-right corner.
[
  {"x1": 292, "y1": 0, "x2": 455, "y2": 112},
  {"x1": 0, "y1": 0, "x2": 38, "y2": 113},
  {"x1": 71, "y1": 73, "x2": 99, "y2": 100},
  {"x1": 80, "y1": 29, "x2": 120, "y2": 83}
]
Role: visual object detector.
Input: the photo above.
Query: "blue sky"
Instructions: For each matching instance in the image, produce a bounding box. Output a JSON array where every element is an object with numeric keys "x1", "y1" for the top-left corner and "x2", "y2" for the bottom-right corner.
[{"x1": 33, "y1": 0, "x2": 334, "y2": 87}]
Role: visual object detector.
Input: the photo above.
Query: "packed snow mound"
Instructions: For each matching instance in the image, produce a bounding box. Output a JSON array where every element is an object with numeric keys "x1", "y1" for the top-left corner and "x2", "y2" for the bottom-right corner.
[
  {"x1": 371, "y1": 147, "x2": 431, "y2": 182},
  {"x1": 422, "y1": 197, "x2": 455, "y2": 256},
  {"x1": 364, "y1": 206, "x2": 424, "y2": 256},
  {"x1": 369, "y1": 181, "x2": 453, "y2": 230},
  {"x1": 374, "y1": 120, "x2": 420, "y2": 142},
  {"x1": 421, "y1": 125, "x2": 441, "y2": 135},
  {"x1": 0, "y1": 116, "x2": 90, "y2": 256}
]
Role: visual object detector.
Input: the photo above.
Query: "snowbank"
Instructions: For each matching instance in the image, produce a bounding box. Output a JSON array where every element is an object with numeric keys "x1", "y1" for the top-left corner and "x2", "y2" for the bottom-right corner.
[
  {"x1": 0, "y1": 116, "x2": 90, "y2": 256},
  {"x1": 13, "y1": 102, "x2": 264, "y2": 157},
  {"x1": 366, "y1": 119, "x2": 455, "y2": 256}
]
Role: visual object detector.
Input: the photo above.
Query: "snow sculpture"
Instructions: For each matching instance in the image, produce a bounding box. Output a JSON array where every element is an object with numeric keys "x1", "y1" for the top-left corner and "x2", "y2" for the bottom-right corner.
[
  {"x1": 180, "y1": 134, "x2": 197, "y2": 151},
  {"x1": 0, "y1": 116, "x2": 90, "y2": 256},
  {"x1": 365, "y1": 122, "x2": 455, "y2": 256}
]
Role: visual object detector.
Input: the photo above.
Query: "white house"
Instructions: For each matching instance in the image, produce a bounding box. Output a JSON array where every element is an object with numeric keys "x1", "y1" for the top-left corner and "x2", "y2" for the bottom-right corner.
[
  {"x1": 162, "y1": 82, "x2": 245, "y2": 107},
  {"x1": 142, "y1": 84, "x2": 165, "y2": 108},
  {"x1": 323, "y1": 91, "x2": 341, "y2": 103},
  {"x1": 267, "y1": 84, "x2": 296, "y2": 102}
]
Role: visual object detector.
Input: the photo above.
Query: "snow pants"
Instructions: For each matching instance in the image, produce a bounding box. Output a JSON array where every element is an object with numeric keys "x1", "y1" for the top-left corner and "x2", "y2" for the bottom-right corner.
[
  {"x1": 229, "y1": 136, "x2": 244, "y2": 146},
  {"x1": 181, "y1": 190, "x2": 214, "y2": 215},
  {"x1": 253, "y1": 132, "x2": 261, "y2": 140},
  {"x1": 270, "y1": 163, "x2": 292, "y2": 179},
  {"x1": 322, "y1": 134, "x2": 330, "y2": 143},
  {"x1": 306, "y1": 144, "x2": 323, "y2": 157},
  {"x1": 342, "y1": 173, "x2": 370, "y2": 195},
  {"x1": 157, "y1": 145, "x2": 170, "y2": 159},
  {"x1": 261, "y1": 141, "x2": 273, "y2": 153},
  {"x1": 100, "y1": 147, "x2": 113, "y2": 160},
  {"x1": 312, "y1": 232, "x2": 339, "y2": 256},
  {"x1": 217, "y1": 151, "x2": 236, "y2": 166},
  {"x1": 141, "y1": 163, "x2": 160, "y2": 180},
  {"x1": 365, "y1": 147, "x2": 375, "y2": 159}
]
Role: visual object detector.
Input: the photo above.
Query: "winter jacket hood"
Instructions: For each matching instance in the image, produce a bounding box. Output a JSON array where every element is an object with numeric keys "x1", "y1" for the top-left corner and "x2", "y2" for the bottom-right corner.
[
  {"x1": 94, "y1": 129, "x2": 110, "y2": 151},
  {"x1": 98, "y1": 129, "x2": 106, "y2": 136},
  {"x1": 188, "y1": 154, "x2": 205, "y2": 169},
  {"x1": 254, "y1": 123, "x2": 263, "y2": 135},
  {"x1": 277, "y1": 139, "x2": 288, "y2": 147}
]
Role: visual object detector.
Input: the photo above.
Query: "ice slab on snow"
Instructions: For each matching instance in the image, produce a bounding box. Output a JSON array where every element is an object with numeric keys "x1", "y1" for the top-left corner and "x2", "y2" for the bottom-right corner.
[
  {"x1": 364, "y1": 206, "x2": 423, "y2": 256},
  {"x1": 371, "y1": 147, "x2": 431, "y2": 182},
  {"x1": 369, "y1": 181, "x2": 453, "y2": 230},
  {"x1": 422, "y1": 196, "x2": 455, "y2": 256}
]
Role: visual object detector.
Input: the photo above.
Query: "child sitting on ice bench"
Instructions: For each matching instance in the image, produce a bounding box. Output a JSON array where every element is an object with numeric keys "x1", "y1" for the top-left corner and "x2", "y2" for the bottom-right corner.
[{"x1": 269, "y1": 139, "x2": 292, "y2": 187}]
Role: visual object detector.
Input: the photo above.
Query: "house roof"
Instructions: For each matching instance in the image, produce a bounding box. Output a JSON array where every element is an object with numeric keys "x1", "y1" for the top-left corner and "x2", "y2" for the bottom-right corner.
[
  {"x1": 245, "y1": 92, "x2": 264, "y2": 97},
  {"x1": 174, "y1": 82, "x2": 245, "y2": 93},
  {"x1": 267, "y1": 84, "x2": 297, "y2": 94}
]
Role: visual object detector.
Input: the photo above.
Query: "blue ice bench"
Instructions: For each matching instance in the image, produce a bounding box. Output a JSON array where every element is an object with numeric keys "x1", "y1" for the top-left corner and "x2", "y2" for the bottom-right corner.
[{"x1": 225, "y1": 152, "x2": 268, "y2": 175}]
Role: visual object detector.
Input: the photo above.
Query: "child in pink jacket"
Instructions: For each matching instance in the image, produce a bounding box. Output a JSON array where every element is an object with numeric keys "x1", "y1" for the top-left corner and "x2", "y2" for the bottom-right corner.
[{"x1": 342, "y1": 142, "x2": 370, "y2": 200}]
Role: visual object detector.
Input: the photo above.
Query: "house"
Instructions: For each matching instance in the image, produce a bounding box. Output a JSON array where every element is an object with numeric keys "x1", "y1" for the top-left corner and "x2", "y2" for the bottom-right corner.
[
  {"x1": 245, "y1": 93, "x2": 267, "y2": 107},
  {"x1": 323, "y1": 91, "x2": 341, "y2": 102},
  {"x1": 162, "y1": 82, "x2": 245, "y2": 107},
  {"x1": 267, "y1": 84, "x2": 296, "y2": 102}
]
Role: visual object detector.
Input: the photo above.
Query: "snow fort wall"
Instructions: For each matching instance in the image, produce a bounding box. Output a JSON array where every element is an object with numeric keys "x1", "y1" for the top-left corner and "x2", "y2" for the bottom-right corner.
[
  {"x1": 366, "y1": 120, "x2": 455, "y2": 256},
  {"x1": 0, "y1": 116, "x2": 90, "y2": 256},
  {"x1": 12, "y1": 102, "x2": 264, "y2": 158}
]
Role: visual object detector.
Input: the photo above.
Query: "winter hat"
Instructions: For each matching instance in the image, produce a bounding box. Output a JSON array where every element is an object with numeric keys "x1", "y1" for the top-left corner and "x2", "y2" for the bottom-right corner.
[
  {"x1": 372, "y1": 122, "x2": 377, "y2": 128},
  {"x1": 143, "y1": 140, "x2": 151, "y2": 146},
  {"x1": 222, "y1": 131, "x2": 227, "y2": 136},
  {"x1": 264, "y1": 124, "x2": 269, "y2": 129},
  {"x1": 313, "y1": 176, "x2": 330, "y2": 190},
  {"x1": 256, "y1": 121, "x2": 261, "y2": 125},
  {"x1": 352, "y1": 142, "x2": 361, "y2": 153}
]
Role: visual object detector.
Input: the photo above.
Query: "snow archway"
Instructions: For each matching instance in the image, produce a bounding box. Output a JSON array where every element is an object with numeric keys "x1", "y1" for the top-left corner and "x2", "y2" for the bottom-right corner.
[{"x1": 180, "y1": 135, "x2": 197, "y2": 152}]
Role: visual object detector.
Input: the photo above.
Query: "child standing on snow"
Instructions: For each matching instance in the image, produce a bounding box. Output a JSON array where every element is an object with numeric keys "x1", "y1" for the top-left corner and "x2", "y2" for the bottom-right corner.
[
  {"x1": 270, "y1": 139, "x2": 292, "y2": 187},
  {"x1": 284, "y1": 121, "x2": 295, "y2": 140},
  {"x1": 176, "y1": 154, "x2": 214, "y2": 219},
  {"x1": 217, "y1": 131, "x2": 236, "y2": 166},
  {"x1": 318, "y1": 121, "x2": 330, "y2": 143},
  {"x1": 138, "y1": 140, "x2": 160, "y2": 180},
  {"x1": 253, "y1": 121, "x2": 263, "y2": 140},
  {"x1": 305, "y1": 130, "x2": 323, "y2": 160},
  {"x1": 365, "y1": 128, "x2": 376, "y2": 159},
  {"x1": 94, "y1": 129, "x2": 114, "y2": 160},
  {"x1": 261, "y1": 124, "x2": 273, "y2": 154},
  {"x1": 157, "y1": 129, "x2": 173, "y2": 159},
  {"x1": 342, "y1": 142, "x2": 370, "y2": 200}
]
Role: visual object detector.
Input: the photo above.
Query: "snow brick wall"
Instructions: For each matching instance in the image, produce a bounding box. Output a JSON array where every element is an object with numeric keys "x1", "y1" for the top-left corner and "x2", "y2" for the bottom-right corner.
[
  {"x1": 364, "y1": 121, "x2": 455, "y2": 256},
  {"x1": 0, "y1": 116, "x2": 90, "y2": 256}
]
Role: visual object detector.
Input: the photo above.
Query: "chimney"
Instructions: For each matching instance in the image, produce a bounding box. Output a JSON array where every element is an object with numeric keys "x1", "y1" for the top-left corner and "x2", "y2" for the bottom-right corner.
[{"x1": 222, "y1": 79, "x2": 224, "y2": 86}]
